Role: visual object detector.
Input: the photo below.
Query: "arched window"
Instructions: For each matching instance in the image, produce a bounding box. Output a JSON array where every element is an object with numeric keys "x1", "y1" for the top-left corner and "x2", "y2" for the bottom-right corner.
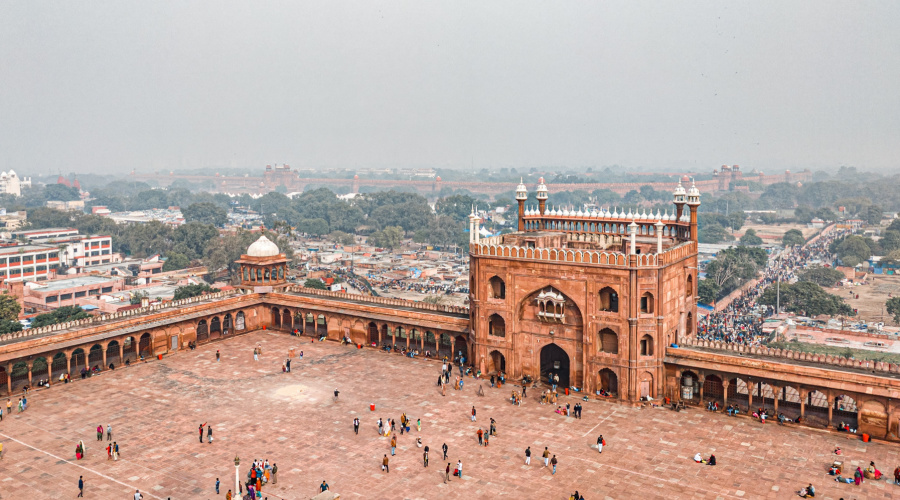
[
  {"x1": 640, "y1": 292, "x2": 654, "y2": 314},
  {"x1": 599, "y1": 328, "x2": 618, "y2": 354},
  {"x1": 640, "y1": 334, "x2": 654, "y2": 356},
  {"x1": 236, "y1": 311, "x2": 246, "y2": 330},
  {"x1": 488, "y1": 314, "x2": 506, "y2": 337},
  {"x1": 686, "y1": 274, "x2": 693, "y2": 296},
  {"x1": 598, "y1": 287, "x2": 618, "y2": 313},
  {"x1": 488, "y1": 276, "x2": 506, "y2": 300}
]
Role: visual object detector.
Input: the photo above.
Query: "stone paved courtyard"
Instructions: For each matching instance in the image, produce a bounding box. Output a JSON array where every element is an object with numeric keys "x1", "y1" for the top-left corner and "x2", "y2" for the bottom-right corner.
[{"x1": 2, "y1": 330, "x2": 900, "y2": 500}]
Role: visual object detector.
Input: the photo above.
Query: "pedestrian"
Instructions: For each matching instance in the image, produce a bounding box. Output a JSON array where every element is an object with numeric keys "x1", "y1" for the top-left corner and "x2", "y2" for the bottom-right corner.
[
  {"x1": 106, "y1": 424, "x2": 112, "y2": 441},
  {"x1": 320, "y1": 480, "x2": 329, "y2": 492},
  {"x1": 551, "y1": 455, "x2": 558, "y2": 475},
  {"x1": 423, "y1": 449, "x2": 429, "y2": 467},
  {"x1": 522, "y1": 384, "x2": 527, "y2": 398},
  {"x1": 391, "y1": 435, "x2": 397, "y2": 455},
  {"x1": 353, "y1": 417, "x2": 360, "y2": 435},
  {"x1": 471, "y1": 406, "x2": 476, "y2": 422},
  {"x1": 216, "y1": 350, "x2": 220, "y2": 362},
  {"x1": 442, "y1": 442, "x2": 448, "y2": 460},
  {"x1": 457, "y1": 459, "x2": 463, "y2": 478},
  {"x1": 286, "y1": 358, "x2": 291, "y2": 372},
  {"x1": 207, "y1": 424, "x2": 213, "y2": 444},
  {"x1": 417, "y1": 418, "x2": 421, "y2": 432},
  {"x1": 113, "y1": 442, "x2": 119, "y2": 461},
  {"x1": 253, "y1": 347, "x2": 258, "y2": 362},
  {"x1": 445, "y1": 463, "x2": 451, "y2": 483},
  {"x1": 97, "y1": 424, "x2": 103, "y2": 441},
  {"x1": 133, "y1": 489, "x2": 143, "y2": 500},
  {"x1": 77, "y1": 476, "x2": 84, "y2": 497},
  {"x1": 0, "y1": 442, "x2": 3, "y2": 459},
  {"x1": 597, "y1": 435, "x2": 604, "y2": 453},
  {"x1": 525, "y1": 446, "x2": 531, "y2": 465},
  {"x1": 272, "y1": 463, "x2": 278, "y2": 484},
  {"x1": 333, "y1": 389, "x2": 339, "y2": 402},
  {"x1": 382, "y1": 454, "x2": 390, "y2": 473},
  {"x1": 542, "y1": 447, "x2": 550, "y2": 467},
  {"x1": 216, "y1": 478, "x2": 220, "y2": 494},
  {"x1": 226, "y1": 490, "x2": 232, "y2": 500},
  {"x1": 477, "y1": 428, "x2": 483, "y2": 446},
  {"x1": 199, "y1": 422, "x2": 206, "y2": 443},
  {"x1": 106, "y1": 443, "x2": 112, "y2": 460}
]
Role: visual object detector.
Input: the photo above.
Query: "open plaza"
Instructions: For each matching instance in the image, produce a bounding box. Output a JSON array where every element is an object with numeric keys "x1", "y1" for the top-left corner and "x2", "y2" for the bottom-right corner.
[{"x1": 2, "y1": 330, "x2": 899, "y2": 499}]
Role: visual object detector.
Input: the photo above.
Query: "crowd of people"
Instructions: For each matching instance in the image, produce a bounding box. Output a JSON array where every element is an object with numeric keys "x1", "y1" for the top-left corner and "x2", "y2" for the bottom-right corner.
[{"x1": 697, "y1": 227, "x2": 849, "y2": 346}]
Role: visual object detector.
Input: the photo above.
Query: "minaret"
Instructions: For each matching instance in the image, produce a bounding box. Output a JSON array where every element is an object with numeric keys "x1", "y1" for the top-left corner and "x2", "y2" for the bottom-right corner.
[
  {"x1": 515, "y1": 178, "x2": 528, "y2": 232},
  {"x1": 673, "y1": 181, "x2": 686, "y2": 239},
  {"x1": 468, "y1": 205, "x2": 482, "y2": 244},
  {"x1": 686, "y1": 181, "x2": 701, "y2": 242},
  {"x1": 536, "y1": 177, "x2": 548, "y2": 216}
]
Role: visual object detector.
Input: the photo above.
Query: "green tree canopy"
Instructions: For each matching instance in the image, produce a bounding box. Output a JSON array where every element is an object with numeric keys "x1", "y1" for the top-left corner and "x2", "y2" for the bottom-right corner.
[
  {"x1": 758, "y1": 281, "x2": 853, "y2": 317},
  {"x1": 739, "y1": 228, "x2": 763, "y2": 246},
  {"x1": 887, "y1": 297, "x2": 900, "y2": 324},
  {"x1": 369, "y1": 226, "x2": 403, "y2": 250},
  {"x1": 182, "y1": 202, "x2": 227, "y2": 226},
  {"x1": 697, "y1": 279, "x2": 719, "y2": 305},
  {"x1": 797, "y1": 265, "x2": 845, "y2": 287},
  {"x1": 162, "y1": 253, "x2": 191, "y2": 271},
  {"x1": 303, "y1": 278, "x2": 328, "y2": 290},
  {"x1": 31, "y1": 306, "x2": 90, "y2": 328},
  {"x1": 0, "y1": 291, "x2": 22, "y2": 322},
  {"x1": 782, "y1": 229, "x2": 805, "y2": 247},
  {"x1": 173, "y1": 283, "x2": 220, "y2": 300}
]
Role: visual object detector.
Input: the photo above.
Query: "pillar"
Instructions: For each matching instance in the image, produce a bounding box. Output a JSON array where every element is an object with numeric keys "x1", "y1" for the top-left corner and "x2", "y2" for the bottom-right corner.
[
  {"x1": 27, "y1": 363, "x2": 32, "y2": 385},
  {"x1": 406, "y1": 328, "x2": 410, "y2": 349},
  {"x1": 698, "y1": 376, "x2": 705, "y2": 401},
  {"x1": 722, "y1": 379, "x2": 729, "y2": 408},
  {"x1": 46, "y1": 361, "x2": 52, "y2": 383},
  {"x1": 747, "y1": 381, "x2": 753, "y2": 409},
  {"x1": 771, "y1": 385, "x2": 781, "y2": 412},
  {"x1": 5, "y1": 365, "x2": 10, "y2": 394},
  {"x1": 800, "y1": 388, "x2": 808, "y2": 419},
  {"x1": 66, "y1": 352, "x2": 72, "y2": 374},
  {"x1": 102, "y1": 348, "x2": 107, "y2": 368},
  {"x1": 827, "y1": 394, "x2": 835, "y2": 427},
  {"x1": 118, "y1": 342, "x2": 124, "y2": 361}
]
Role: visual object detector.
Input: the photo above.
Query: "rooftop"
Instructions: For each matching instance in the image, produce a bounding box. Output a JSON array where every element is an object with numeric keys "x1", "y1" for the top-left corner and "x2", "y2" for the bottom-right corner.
[{"x1": 26, "y1": 275, "x2": 117, "y2": 292}]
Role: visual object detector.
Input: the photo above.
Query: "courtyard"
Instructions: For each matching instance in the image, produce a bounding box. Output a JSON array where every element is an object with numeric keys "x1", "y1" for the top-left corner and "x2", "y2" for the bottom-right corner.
[{"x1": 1, "y1": 330, "x2": 899, "y2": 500}]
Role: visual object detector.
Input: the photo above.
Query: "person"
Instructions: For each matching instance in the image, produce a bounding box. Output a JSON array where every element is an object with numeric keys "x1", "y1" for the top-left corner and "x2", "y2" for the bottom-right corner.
[
  {"x1": 199, "y1": 422, "x2": 206, "y2": 443},
  {"x1": 543, "y1": 447, "x2": 550, "y2": 467},
  {"x1": 445, "y1": 463, "x2": 451, "y2": 483},
  {"x1": 382, "y1": 454, "x2": 389, "y2": 473},
  {"x1": 854, "y1": 466, "x2": 863, "y2": 485},
  {"x1": 106, "y1": 443, "x2": 112, "y2": 460},
  {"x1": 97, "y1": 424, "x2": 104, "y2": 441},
  {"x1": 416, "y1": 437, "x2": 423, "y2": 448},
  {"x1": 423, "y1": 448, "x2": 428, "y2": 467},
  {"x1": 272, "y1": 463, "x2": 278, "y2": 484},
  {"x1": 77, "y1": 476, "x2": 84, "y2": 497},
  {"x1": 133, "y1": 489, "x2": 143, "y2": 500},
  {"x1": 477, "y1": 428, "x2": 483, "y2": 446},
  {"x1": 551, "y1": 455, "x2": 558, "y2": 475},
  {"x1": 207, "y1": 424, "x2": 213, "y2": 444},
  {"x1": 457, "y1": 459, "x2": 463, "y2": 478},
  {"x1": 417, "y1": 418, "x2": 421, "y2": 432},
  {"x1": 353, "y1": 417, "x2": 360, "y2": 435},
  {"x1": 798, "y1": 483, "x2": 815, "y2": 498},
  {"x1": 226, "y1": 490, "x2": 232, "y2": 500},
  {"x1": 215, "y1": 478, "x2": 220, "y2": 494},
  {"x1": 334, "y1": 389, "x2": 340, "y2": 402},
  {"x1": 525, "y1": 446, "x2": 531, "y2": 465},
  {"x1": 597, "y1": 435, "x2": 604, "y2": 453},
  {"x1": 391, "y1": 435, "x2": 397, "y2": 455},
  {"x1": 694, "y1": 453, "x2": 706, "y2": 464},
  {"x1": 471, "y1": 406, "x2": 476, "y2": 422},
  {"x1": 107, "y1": 424, "x2": 112, "y2": 441},
  {"x1": 320, "y1": 480, "x2": 329, "y2": 492},
  {"x1": 442, "y1": 443, "x2": 448, "y2": 460},
  {"x1": 0, "y1": 442, "x2": 3, "y2": 460},
  {"x1": 216, "y1": 350, "x2": 220, "y2": 362},
  {"x1": 708, "y1": 454, "x2": 717, "y2": 466},
  {"x1": 113, "y1": 442, "x2": 119, "y2": 460}
]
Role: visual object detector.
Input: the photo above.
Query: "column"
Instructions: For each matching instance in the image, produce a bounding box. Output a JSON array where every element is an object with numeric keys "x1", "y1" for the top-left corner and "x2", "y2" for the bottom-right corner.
[
  {"x1": 800, "y1": 388, "x2": 808, "y2": 419},
  {"x1": 406, "y1": 328, "x2": 410, "y2": 349},
  {"x1": 118, "y1": 342, "x2": 124, "y2": 361},
  {"x1": 771, "y1": 385, "x2": 781, "y2": 413},
  {"x1": 391, "y1": 326, "x2": 396, "y2": 347},
  {"x1": 827, "y1": 394, "x2": 835, "y2": 427},
  {"x1": 722, "y1": 379, "x2": 729, "y2": 408},
  {"x1": 698, "y1": 376, "x2": 705, "y2": 401},
  {"x1": 27, "y1": 363, "x2": 33, "y2": 385},
  {"x1": 46, "y1": 361, "x2": 52, "y2": 383},
  {"x1": 5, "y1": 364, "x2": 10, "y2": 394},
  {"x1": 747, "y1": 381, "x2": 753, "y2": 409},
  {"x1": 102, "y1": 348, "x2": 107, "y2": 368},
  {"x1": 66, "y1": 352, "x2": 71, "y2": 374}
]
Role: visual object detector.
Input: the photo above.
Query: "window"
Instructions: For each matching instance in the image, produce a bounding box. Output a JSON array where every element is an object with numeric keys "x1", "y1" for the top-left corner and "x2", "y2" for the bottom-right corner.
[
  {"x1": 60, "y1": 293, "x2": 72, "y2": 300},
  {"x1": 36, "y1": 253, "x2": 46, "y2": 260},
  {"x1": 23, "y1": 256, "x2": 33, "y2": 263},
  {"x1": 236, "y1": 311, "x2": 246, "y2": 330},
  {"x1": 488, "y1": 276, "x2": 506, "y2": 299},
  {"x1": 101, "y1": 286, "x2": 113, "y2": 293},
  {"x1": 91, "y1": 242, "x2": 100, "y2": 248},
  {"x1": 640, "y1": 292, "x2": 655, "y2": 314},
  {"x1": 23, "y1": 267, "x2": 33, "y2": 274},
  {"x1": 152, "y1": 268, "x2": 161, "y2": 274},
  {"x1": 49, "y1": 252, "x2": 57, "y2": 259},
  {"x1": 0, "y1": 257, "x2": 6, "y2": 265},
  {"x1": 599, "y1": 329, "x2": 618, "y2": 354},
  {"x1": 0, "y1": 270, "x2": 6, "y2": 277},
  {"x1": 686, "y1": 275, "x2": 693, "y2": 297},
  {"x1": 102, "y1": 259, "x2": 110, "y2": 264},
  {"x1": 598, "y1": 287, "x2": 618, "y2": 313},
  {"x1": 74, "y1": 291, "x2": 87, "y2": 298},
  {"x1": 88, "y1": 289, "x2": 100, "y2": 295},
  {"x1": 36, "y1": 265, "x2": 47, "y2": 272},
  {"x1": 9, "y1": 256, "x2": 20, "y2": 264},
  {"x1": 640, "y1": 335, "x2": 654, "y2": 356},
  {"x1": 46, "y1": 296, "x2": 58, "y2": 303},
  {"x1": 488, "y1": 314, "x2": 506, "y2": 337},
  {"x1": 102, "y1": 249, "x2": 110, "y2": 255}
]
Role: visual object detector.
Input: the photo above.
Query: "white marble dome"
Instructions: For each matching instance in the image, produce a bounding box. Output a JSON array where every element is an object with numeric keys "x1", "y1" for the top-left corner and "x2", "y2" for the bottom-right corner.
[{"x1": 247, "y1": 235, "x2": 281, "y2": 257}]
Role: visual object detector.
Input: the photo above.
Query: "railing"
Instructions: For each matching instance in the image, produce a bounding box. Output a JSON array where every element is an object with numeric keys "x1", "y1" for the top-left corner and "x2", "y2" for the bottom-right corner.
[
  {"x1": 285, "y1": 286, "x2": 469, "y2": 315},
  {"x1": 0, "y1": 289, "x2": 241, "y2": 342},
  {"x1": 470, "y1": 240, "x2": 695, "y2": 268},
  {"x1": 676, "y1": 336, "x2": 900, "y2": 376}
]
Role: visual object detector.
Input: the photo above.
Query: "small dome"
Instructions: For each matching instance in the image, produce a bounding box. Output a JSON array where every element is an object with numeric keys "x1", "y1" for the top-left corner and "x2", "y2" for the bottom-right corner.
[
  {"x1": 436, "y1": 176, "x2": 442, "y2": 182},
  {"x1": 354, "y1": 174, "x2": 359, "y2": 180},
  {"x1": 247, "y1": 235, "x2": 281, "y2": 257},
  {"x1": 673, "y1": 182, "x2": 686, "y2": 197}
]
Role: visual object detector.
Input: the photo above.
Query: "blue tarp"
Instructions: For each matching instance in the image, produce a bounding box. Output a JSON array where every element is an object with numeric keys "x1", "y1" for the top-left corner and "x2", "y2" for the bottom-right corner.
[{"x1": 697, "y1": 303, "x2": 715, "y2": 311}]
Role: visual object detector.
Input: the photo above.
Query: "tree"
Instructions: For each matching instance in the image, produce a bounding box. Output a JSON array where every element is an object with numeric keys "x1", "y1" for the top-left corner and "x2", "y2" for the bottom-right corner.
[
  {"x1": 369, "y1": 226, "x2": 403, "y2": 250},
  {"x1": 782, "y1": 229, "x2": 805, "y2": 247},
  {"x1": 25, "y1": 207, "x2": 74, "y2": 229},
  {"x1": 887, "y1": 297, "x2": 900, "y2": 324},
  {"x1": 797, "y1": 266, "x2": 845, "y2": 287},
  {"x1": 298, "y1": 218, "x2": 330, "y2": 237},
  {"x1": 182, "y1": 202, "x2": 227, "y2": 226},
  {"x1": 697, "y1": 279, "x2": 719, "y2": 305},
  {"x1": 740, "y1": 228, "x2": 763, "y2": 246},
  {"x1": 699, "y1": 224, "x2": 730, "y2": 244},
  {"x1": 30, "y1": 306, "x2": 90, "y2": 328},
  {"x1": 726, "y1": 211, "x2": 746, "y2": 232},
  {"x1": 44, "y1": 183, "x2": 81, "y2": 202},
  {"x1": 436, "y1": 194, "x2": 478, "y2": 223},
  {"x1": 329, "y1": 231, "x2": 356, "y2": 246},
  {"x1": 129, "y1": 290, "x2": 149, "y2": 305},
  {"x1": 866, "y1": 205, "x2": 883, "y2": 225},
  {"x1": 173, "y1": 283, "x2": 220, "y2": 300},
  {"x1": 304, "y1": 278, "x2": 328, "y2": 290},
  {"x1": 758, "y1": 281, "x2": 852, "y2": 317},
  {"x1": 162, "y1": 253, "x2": 191, "y2": 271},
  {"x1": 0, "y1": 319, "x2": 22, "y2": 334},
  {"x1": 834, "y1": 235, "x2": 873, "y2": 263},
  {"x1": 0, "y1": 291, "x2": 22, "y2": 322},
  {"x1": 880, "y1": 230, "x2": 900, "y2": 253}
]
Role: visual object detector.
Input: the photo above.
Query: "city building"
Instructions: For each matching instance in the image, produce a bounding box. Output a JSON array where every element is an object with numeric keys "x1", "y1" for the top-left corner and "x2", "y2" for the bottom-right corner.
[
  {"x1": 0, "y1": 209, "x2": 27, "y2": 230},
  {"x1": 0, "y1": 170, "x2": 31, "y2": 196},
  {"x1": 13, "y1": 229, "x2": 119, "y2": 268},
  {"x1": 0, "y1": 244, "x2": 61, "y2": 283}
]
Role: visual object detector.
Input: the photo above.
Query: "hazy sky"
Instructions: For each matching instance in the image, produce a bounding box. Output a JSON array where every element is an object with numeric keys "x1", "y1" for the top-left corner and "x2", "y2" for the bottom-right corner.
[{"x1": 2, "y1": 1, "x2": 899, "y2": 174}]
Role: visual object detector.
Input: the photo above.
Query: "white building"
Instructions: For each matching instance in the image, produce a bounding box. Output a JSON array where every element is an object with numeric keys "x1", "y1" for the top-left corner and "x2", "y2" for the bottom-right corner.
[{"x1": 0, "y1": 170, "x2": 31, "y2": 196}]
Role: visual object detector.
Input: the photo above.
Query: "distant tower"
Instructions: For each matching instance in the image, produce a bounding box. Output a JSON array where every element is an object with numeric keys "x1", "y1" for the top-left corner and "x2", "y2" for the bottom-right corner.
[
  {"x1": 672, "y1": 180, "x2": 686, "y2": 233},
  {"x1": 536, "y1": 177, "x2": 548, "y2": 216},
  {"x1": 515, "y1": 178, "x2": 528, "y2": 232},
  {"x1": 352, "y1": 174, "x2": 360, "y2": 194},
  {"x1": 468, "y1": 206, "x2": 482, "y2": 244}
]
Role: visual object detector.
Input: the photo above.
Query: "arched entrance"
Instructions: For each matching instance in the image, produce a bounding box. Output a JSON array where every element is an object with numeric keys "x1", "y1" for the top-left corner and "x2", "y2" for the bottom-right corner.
[
  {"x1": 282, "y1": 309, "x2": 292, "y2": 331},
  {"x1": 209, "y1": 317, "x2": 222, "y2": 340},
  {"x1": 32, "y1": 357, "x2": 48, "y2": 383},
  {"x1": 10, "y1": 362, "x2": 29, "y2": 391},
  {"x1": 88, "y1": 344, "x2": 103, "y2": 368},
  {"x1": 0, "y1": 366, "x2": 6, "y2": 395},
  {"x1": 123, "y1": 337, "x2": 137, "y2": 363},
  {"x1": 316, "y1": 315, "x2": 327, "y2": 337},
  {"x1": 106, "y1": 341, "x2": 120, "y2": 368},
  {"x1": 138, "y1": 333, "x2": 152, "y2": 358},
  {"x1": 438, "y1": 333, "x2": 452, "y2": 358},
  {"x1": 489, "y1": 350, "x2": 506, "y2": 373},
  {"x1": 368, "y1": 322, "x2": 379, "y2": 345},
  {"x1": 454, "y1": 335, "x2": 468, "y2": 364},
  {"x1": 71, "y1": 348, "x2": 86, "y2": 374},
  {"x1": 223, "y1": 314, "x2": 233, "y2": 335},
  {"x1": 197, "y1": 320, "x2": 208, "y2": 343},
  {"x1": 272, "y1": 307, "x2": 281, "y2": 328},
  {"x1": 598, "y1": 368, "x2": 618, "y2": 394},
  {"x1": 51, "y1": 352, "x2": 68, "y2": 379},
  {"x1": 540, "y1": 343, "x2": 570, "y2": 388}
]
